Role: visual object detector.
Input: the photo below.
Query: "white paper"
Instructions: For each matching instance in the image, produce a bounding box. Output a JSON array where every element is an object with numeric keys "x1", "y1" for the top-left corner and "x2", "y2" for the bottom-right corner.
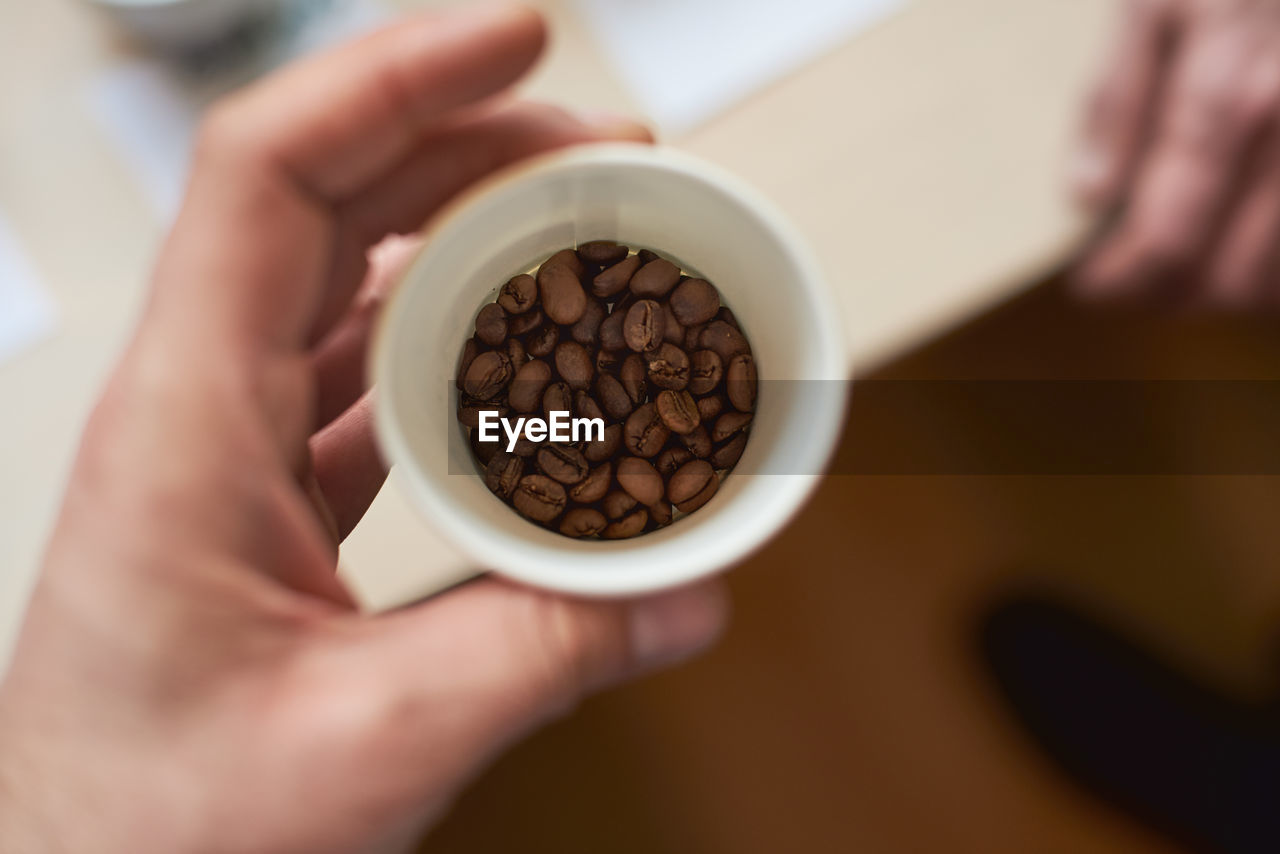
[
  {"x1": 0, "y1": 214, "x2": 56, "y2": 365},
  {"x1": 572, "y1": 0, "x2": 908, "y2": 134},
  {"x1": 86, "y1": 0, "x2": 389, "y2": 219}
]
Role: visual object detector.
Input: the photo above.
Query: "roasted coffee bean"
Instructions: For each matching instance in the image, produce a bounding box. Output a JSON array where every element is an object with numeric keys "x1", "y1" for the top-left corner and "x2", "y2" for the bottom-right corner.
[
  {"x1": 655, "y1": 445, "x2": 694, "y2": 479},
  {"x1": 710, "y1": 433, "x2": 748, "y2": 469},
  {"x1": 624, "y1": 402, "x2": 670, "y2": 457},
  {"x1": 680, "y1": 424, "x2": 713, "y2": 458},
  {"x1": 647, "y1": 343, "x2": 690, "y2": 391},
  {"x1": 573, "y1": 390, "x2": 604, "y2": 423},
  {"x1": 684, "y1": 322, "x2": 707, "y2": 352},
  {"x1": 592, "y1": 254, "x2": 641, "y2": 298},
  {"x1": 631, "y1": 258, "x2": 681, "y2": 298},
  {"x1": 526, "y1": 323, "x2": 558, "y2": 358},
  {"x1": 458, "y1": 395, "x2": 506, "y2": 429},
  {"x1": 649, "y1": 499, "x2": 673, "y2": 528},
  {"x1": 577, "y1": 240, "x2": 629, "y2": 266},
  {"x1": 656, "y1": 389, "x2": 700, "y2": 434},
  {"x1": 688, "y1": 349, "x2": 723, "y2": 395},
  {"x1": 661, "y1": 301, "x2": 685, "y2": 345},
  {"x1": 716, "y1": 306, "x2": 741, "y2": 330},
  {"x1": 596, "y1": 348, "x2": 620, "y2": 374},
  {"x1": 620, "y1": 354, "x2": 648, "y2": 404},
  {"x1": 600, "y1": 508, "x2": 648, "y2": 539},
  {"x1": 506, "y1": 337, "x2": 526, "y2": 367},
  {"x1": 536, "y1": 444, "x2": 589, "y2": 484},
  {"x1": 560, "y1": 508, "x2": 607, "y2": 538},
  {"x1": 463, "y1": 351, "x2": 512, "y2": 400},
  {"x1": 470, "y1": 428, "x2": 499, "y2": 466},
  {"x1": 595, "y1": 373, "x2": 633, "y2": 421},
  {"x1": 474, "y1": 303, "x2": 508, "y2": 347},
  {"x1": 712, "y1": 410, "x2": 753, "y2": 442},
  {"x1": 483, "y1": 452, "x2": 524, "y2": 498},
  {"x1": 508, "y1": 359, "x2": 552, "y2": 413},
  {"x1": 700, "y1": 320, "x2": 751, "y2": 363},
  {"x1": 541, "y1": 247, "x2": 585, "y2": 278},
  {"x1": 602, "y1": 490, "x2": 637, "y2": 520},
  {"x1": 616, "y1": 456, "x2": 664, "y2": 506},
  {"x1": 510, "y1": 435, "x2": 539, "y2": 457},
  {"x1": 667, "y1": 459, "x2": 718, "y2": 513},
  {"x1": 497, "y1": 273, "x2": 538, "y2": 315},
  {"x1": 456, "y1": 338, "x2": 478, "y2": 390},
  {"x1": 584, "y1": 423, "x2": 623, "y2": 462},
  {"x1": 696, "y1": 393, "x2": 725, "y2": 422},
  {"x1": 599, "y1": 310, "x2": 627, "y2": 351},
  {"x1": 726, "y1": 353, "x2": 758, "y2": 412},
  {"x1": 569, "y1": 462, "x2": 612, "y2": 503},
  {"x1": 513, "y1": 474, "x2": 566, "y2": 523},
  {"x1": 555, "y1": 341, "x2": 594, "y2": 391},
  {"x1": 670, "y1": 277, "x2": 720, "y2": 326},
  {"x1": 571, "y1": 298, "x2": 607, "y2": 347},
  {"x1": 539, "y1": 263, "x2": 587, "y2": 325},
  {"x1": 637, "y1": 248, "x2": 661, "y2": 265},
  {"x1": 507, "y1": 308, "x2": 543, "y2": 337},
  {"x1": 542, "y1": 381, "x2": 573, "y2": 418},
  {"x1": 623, "y1": 300, "x2": 665, "y2": 352}
]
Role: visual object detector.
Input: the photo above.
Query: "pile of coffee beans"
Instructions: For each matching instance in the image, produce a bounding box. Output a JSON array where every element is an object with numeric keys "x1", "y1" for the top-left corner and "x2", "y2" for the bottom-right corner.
[{"x1": 455, "y1": 242, "x2": 757, "y2": 540}]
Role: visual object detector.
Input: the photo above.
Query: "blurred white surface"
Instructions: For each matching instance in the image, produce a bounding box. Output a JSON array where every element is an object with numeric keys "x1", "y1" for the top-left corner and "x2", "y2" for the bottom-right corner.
[
  {"x1": 573, "y1": 0, "x2": 907, "y2": 132},
  {"x1": 0, "y1": 213, "x2": 56, "y2": 365}
]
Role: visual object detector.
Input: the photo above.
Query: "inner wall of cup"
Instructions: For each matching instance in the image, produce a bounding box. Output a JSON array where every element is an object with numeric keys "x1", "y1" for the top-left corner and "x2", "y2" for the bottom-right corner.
[{"x1": 386, "y1": 157, "x2": 831, "y2": 570}]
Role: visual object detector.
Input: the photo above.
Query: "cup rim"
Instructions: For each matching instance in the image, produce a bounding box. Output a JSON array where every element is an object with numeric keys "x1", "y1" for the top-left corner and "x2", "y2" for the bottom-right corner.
[{"x1": 371, "y1": 143, "x2": 847, "y2": 597}]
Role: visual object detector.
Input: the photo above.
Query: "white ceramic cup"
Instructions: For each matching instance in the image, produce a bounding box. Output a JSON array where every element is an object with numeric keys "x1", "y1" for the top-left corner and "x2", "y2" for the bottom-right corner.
[
  {"x1": 373, "y1": 143, "x2": 847, "y2": 597},
  {"x1": 89, "y1": 0, "x2": 275, "y2": 50}
]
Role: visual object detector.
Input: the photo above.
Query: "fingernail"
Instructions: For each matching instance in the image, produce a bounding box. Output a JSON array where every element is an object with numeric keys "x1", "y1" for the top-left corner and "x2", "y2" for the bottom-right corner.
[
  {"x1": 577, "y1": 109, "x2": 655, "y2": 143},
  {"x1": 628, "y1": 581, "x2": 728, "y2": 669}
]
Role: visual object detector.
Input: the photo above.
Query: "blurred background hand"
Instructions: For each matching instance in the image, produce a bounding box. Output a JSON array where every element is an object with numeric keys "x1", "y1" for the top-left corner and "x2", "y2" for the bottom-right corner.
[
  {"x1": 1074, "y1": 0, "x2": 1280, "y2": 305},
  {"x1": 0, "y1": 8, "x2": 725, "y2": 854}
]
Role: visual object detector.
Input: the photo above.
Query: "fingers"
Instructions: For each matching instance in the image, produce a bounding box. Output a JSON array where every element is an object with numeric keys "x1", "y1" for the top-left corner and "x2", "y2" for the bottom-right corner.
[
  {"x1": 1072, "y1": 0, "x2": 1177, "y2": 209},
  {"x1": 1205, "y1": 138, "x2": 1280, "y2": 306},
  {"x1": 311, "y1": 393, "x2": 387, "y2": 540},
  {"x1": 1079, "y1": 20, "x2": 1280, "y2": 296},
  {"x1": 352, "y1": 579, "x2": 727, "y2": 785}
]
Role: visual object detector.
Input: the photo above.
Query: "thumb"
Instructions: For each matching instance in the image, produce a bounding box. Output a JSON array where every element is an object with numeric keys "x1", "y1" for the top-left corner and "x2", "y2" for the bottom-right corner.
[{"x1": 354, "y1": 577, "x2": 728, "y2": 779}]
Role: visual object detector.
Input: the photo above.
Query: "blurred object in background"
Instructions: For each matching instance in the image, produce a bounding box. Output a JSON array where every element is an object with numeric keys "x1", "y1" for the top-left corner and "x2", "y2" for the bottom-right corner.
[
  {"x1": 90, "y1": 0, "x2": 282, "y2": 52},
  {"x1": 0, "y1": 212, "x2": 56, "y2": 366},
  {"x1": 572, "y1": 0, "x2": 907, "y2": 133}
]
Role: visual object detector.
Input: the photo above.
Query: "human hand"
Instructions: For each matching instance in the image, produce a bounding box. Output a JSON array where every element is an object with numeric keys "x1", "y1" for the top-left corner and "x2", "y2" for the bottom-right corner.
[
  {"x1": 1072, "y1": 0, "x2": 1280, "y2": 305},
  {"x1": 0, "y1": 7, "x2": 727, "y2": 854}
]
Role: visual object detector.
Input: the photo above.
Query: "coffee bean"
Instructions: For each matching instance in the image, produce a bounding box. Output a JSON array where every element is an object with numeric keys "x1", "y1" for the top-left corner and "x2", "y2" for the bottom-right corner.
[
  {"x1": 716, "y1": 306, "x2": 741, "y2": 330},
  {"x1": 661, "y1": 301, "x2": 685, "y2": 345},
  {"x1": 572, "y1": 298, "x2": 607, "y2": 347},
  {"x1": 513, "y1": 474, "x2": 566, "y2": 523},
  {"x1": 573, "y1": 390, "x2": 604, "y2": 423},
  {"x1": 649, "y1": 499, "x2": 673, "y2": 528},
  {"x1": 631, "y1": 258, "x2": 681, "y2": 298},
  {"x1": 667, "y1": 459, "x2": 718, "y2": 513},
  {"x1": 507, "y1": 308, "x2": 543, "y2": 337},
  {"x1": 710, "y1": 434, "x2": 748, "y2": 469},
  {"x1": 684, "y1": 322, "x2": 707, "y2": 352},
  {"x1": 600, "y1": 508, "x2": 648, "y2": 539},
  {"x1": 656, "y1": 389, "x2": 700, "y2": 434},
  {"x1": 602, "y1": 490, "x2": 637, "y2": 520},
  {"x1": 712, "y1": 410, "x2": 753, "y2": 442},
  {"x1": 670, "y1": 277, "x2": 720, "y2": 326},
  {"x1": 595, "y1": 373, "x2": 633, "y2": 421},
  {"x1": 700, "y1": 320, "x2": 751, "y2": 363},
  {"x1": 623, "y1": 300, "x2": 665, "y2": 352},
  {"x1": 688, "y1": 349, "x2": 723, "y2": 395},
  {"x1": 592, "y1": 254, "x2": 641, "y2": 299},
  {"x1": 541, "y1": 247, "x2": 585, "y2": 279},
  {"x1": 655, "y1": 445, "x2": 693, "y2": 479},
  {"x1": 624, "y1": 402, "x2": 670, "y2": 457},
  {"x1": 526, "y1": 323, "x2": 558, "y2": 358},
  {"x1": 508, "y1": 359, "x2": 552, "y2": 413},
  {"x1": 560, "y1": 507, "x2": 607, "y2": 538},
  {"x1": 510, "y1": 436, "x2": 539, "y2": 457},
  {"x1": 463, "y1": 351, "x2": 512, "y2": 400},
  {"x1": 696, "y1": 393, "x2": 725, "y2": 422},
  {"x1": 584, "y1": 423, "x2": 623, "y2": 463},
  {"x1": 483, "y1": 452, "x2": 524, "y2": 498},
  {"x1": 498, "y1": 273, "x2": 537, "y2": 315},
  {"x1": 596, "y1": 348, "x2": 620, "y2": 374},
  {"x1": 506, "y1": 337, "x2": 526, "y2": 367},
  {"x1": 617, "y1": 456, "x2": 664, "y2": 506},
  {"x1": 569, "y1": 462, "x2": 612, "y2": 504},
  {"x1": 555, "y1": 341, "x2": 594, "y2": 391},
  {"x1": 458, "y1": 395, "x2": 506, "y2": 429},
  {"x1": 542, "y1": 381, "x2": 573, "y2": 418},
  {"x1": 637, "y1": 249, "x2": 661, "y2": 265},
  {"x1": 680, "y1": 424, "x2": 713, "y2": 458},
  {"x1": 536, "y1": 444, "x2": 589, "y2": 484},
  {"x1": 471, "y1": 428, "x2": 499, "y2": 466},
  {"x1": 647, "y1": 343, "x2": 690, "y2": 391},
  {"x1": 599, "y1": 310, "x2": 627, "y2": 351},
  {"x1": 457, "y1": 338, "x2": 478, "y2": 390},
  {"x1": 620, "y1": 354, "x2": 648, "y2": 404},
  {"x1": 539, "y1": 264, "x2": 587, "y2": 325},
  {"x1": 726, "y1": 353, "x2": 757, "y2": 412},
  {"x1": 577, "y1": 240, "x2": 629, "y2": 266}
]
